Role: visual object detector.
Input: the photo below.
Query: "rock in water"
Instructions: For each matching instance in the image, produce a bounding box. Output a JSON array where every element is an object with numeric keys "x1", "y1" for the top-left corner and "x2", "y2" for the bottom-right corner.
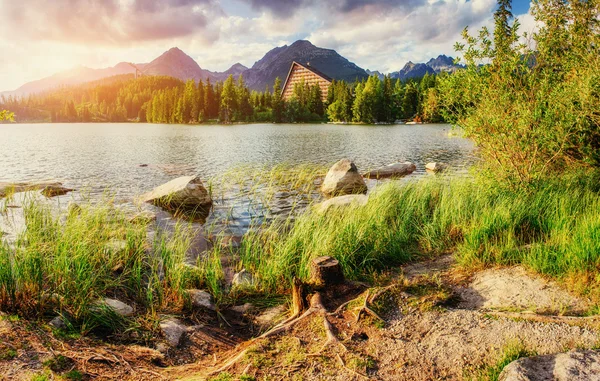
[
  {"x1": 321, "y1": 159, "x2": 367, "y2": 196},
  {"x1": 363, "y1": 162, "x2": 416, "y2": 179},
  {"x1": 315, "y1": 194, "x2": 368, "y2": 214},
  {"x1": 425, "y1": 162, "x2": 447, "y2": 173},
  {"x1": 41, "y1": 184, "x2": 74, "y2": 197},
  {"x1": 499, "y1": 350, "x2": 600, "y2": 381},
  {"x1": 141, "y1": 175, "x2": 212, "y2": 218}
]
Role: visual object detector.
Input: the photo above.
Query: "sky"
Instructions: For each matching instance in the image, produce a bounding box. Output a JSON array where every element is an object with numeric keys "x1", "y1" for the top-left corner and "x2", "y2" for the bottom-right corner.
[{"x1": 0, "y1": 0, "x2": 535, "y2": 92}]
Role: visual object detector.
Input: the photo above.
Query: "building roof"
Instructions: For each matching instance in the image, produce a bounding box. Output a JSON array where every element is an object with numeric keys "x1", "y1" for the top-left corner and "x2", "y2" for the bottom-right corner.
[{"x1": 282, "y1": 61, "x2": 333, "y2": 89}]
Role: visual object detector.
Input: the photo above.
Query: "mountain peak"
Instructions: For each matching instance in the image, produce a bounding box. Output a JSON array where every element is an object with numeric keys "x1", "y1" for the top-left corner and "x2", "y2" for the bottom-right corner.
[{"x1": 290, "y1": 40, "x2": 316, "y2": 49}]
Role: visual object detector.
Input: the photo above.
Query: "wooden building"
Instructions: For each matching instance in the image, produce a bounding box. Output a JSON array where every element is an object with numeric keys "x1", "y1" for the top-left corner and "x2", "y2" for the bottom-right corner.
[{"x1": 281, "y1": 61, "x2": 332, "y2": 102}]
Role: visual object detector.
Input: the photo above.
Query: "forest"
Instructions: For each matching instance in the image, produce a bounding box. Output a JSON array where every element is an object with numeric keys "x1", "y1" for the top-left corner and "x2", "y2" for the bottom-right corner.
[{"x1": 0, "y1": 70, "x2": 443, "y2": 125}]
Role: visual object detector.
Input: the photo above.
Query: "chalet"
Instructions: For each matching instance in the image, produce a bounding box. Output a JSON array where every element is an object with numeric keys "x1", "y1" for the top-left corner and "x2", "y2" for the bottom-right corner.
[{"x1": 281, "y1": 61, "x2": 332, "y2": 102}]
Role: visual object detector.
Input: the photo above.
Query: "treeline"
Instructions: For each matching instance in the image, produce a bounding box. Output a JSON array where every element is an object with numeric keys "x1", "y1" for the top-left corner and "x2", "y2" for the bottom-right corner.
[{"x1": 1, "y1": 71, "x2": 445, "y2": 124}]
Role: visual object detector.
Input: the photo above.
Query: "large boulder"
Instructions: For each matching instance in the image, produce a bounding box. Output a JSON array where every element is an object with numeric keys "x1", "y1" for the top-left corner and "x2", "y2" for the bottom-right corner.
[
  {"x1": 321, "y1": 159, "x2": 367, "y2": 196},
  {"x1": 315, "y1": 194, "x2": 368, "y2": 214},
  {"x1": 140, "y1": 175, "x2": 212, "y2": 217},
  {"x1": 499, "y1": 350, "x2": 600, "y2": 381},
  {"x1": 363, "y1": 162, "x2": 416, "y2": 179}
]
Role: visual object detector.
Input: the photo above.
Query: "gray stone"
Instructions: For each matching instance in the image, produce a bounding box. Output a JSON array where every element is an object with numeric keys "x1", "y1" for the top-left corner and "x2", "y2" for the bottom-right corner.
[
  {"x1": 49, "y1": 316, "x2": 68, "y2": 330},
  {"x1": 363, "y1": 162, "x2": 416, "y2": 179},
  {"x1": 230, "y1": 303, "x2": 254, "y2": 314},
  {"x1": 232, "y1": 269, "x2": 255, "y2": 288},
  {"x1": 315, "y1": 194, "x2": 368, "y2": 214},
  {"x1": 187, "y1": 289, "x2": 215, "y2": 311},
  {"x1": 425, "y1": 162, "x2": 447, "y2": 173},
  {"x1": 254, "y1": 305, "x2": 287, "y2": 327},
  {"x1": 140, "y1": 175, "x2": 212, "y2": 215},
  {"x1": 160, "y1": 318, "x2": 187, "y2": 347},
  {"x1": 98, "y1": 298, "x2": 134, "y2": 317},
  {"x1": 499, "y1": 350, "x2": 600, "y2": 381},
  {"x1": 321, "y1": 159, "x2": 367, "y2": 196}
]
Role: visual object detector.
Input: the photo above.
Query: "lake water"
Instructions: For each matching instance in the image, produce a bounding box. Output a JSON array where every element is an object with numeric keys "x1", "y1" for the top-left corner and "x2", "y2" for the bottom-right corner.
[
  {"x1": 0, "y1": 123, "x2": 475, "y2": 197},
  {"x1": 0, "y1": 122, "x2": 476, "y2": 254}
]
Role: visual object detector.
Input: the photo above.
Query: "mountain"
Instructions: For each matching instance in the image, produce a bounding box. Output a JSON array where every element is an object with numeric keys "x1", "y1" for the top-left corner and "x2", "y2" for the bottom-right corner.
[
  {"x1": 426, "y1": 55, "x2": 463, "y2": 73},
  {"x1": 223, "y1": 63, "x2": 248, "y2": 77},
  {"x1": 3, "y1": 63, "x2": 137, "y2": 96},
  {"x1": 242, "y1": 40, "x2": 369, "y2": 91},
  {"x1": 389, "y1": 61, "x2": 436, "y2": 81},
  {"x1": 365, "y1": 69, "x2": 384, "y2": 80}
]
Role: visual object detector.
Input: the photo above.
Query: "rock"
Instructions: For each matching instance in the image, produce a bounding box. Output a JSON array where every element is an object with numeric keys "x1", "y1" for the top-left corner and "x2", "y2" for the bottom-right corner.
[
  {"x1": 315, "y1": 194, "x2": 368, "y2": 214},
  {"x1": 97, "y1": 298, "x2": 134, "y2": 317},
  {"x1": 232, "y1": 269, "x2": 255, "y2": 288},
  {"x1": 128, "y1": 211, "x2": 156, "y2": 224},
  {"x1": 187, "y1": 289, "x2": 215, "y2": 311},
  {"x1": 425, "y1": 162, "x2": 447, "y2": 173},
  {"x1": 160, "y1": 318, "x2": 186, "y2": 347},
  {"x1": 321, "y1": 159, "x2": 368, "y2": 196},
  {"x1": 254, "y1": 305, "x2": 287, "y2": 328},
  {"x1": 231, "y1": 303, "x2": 254, "y2": 314},
  {"x1": 0, "y1": 181, "x2": 66, "y2": 198},
  {"x1": 41, "y1": 184, "x2": 74, "y2": 197},
  {"x1": 363, "y1": 162, "x2": 416, "y2": 179},
  {"x1": 156, "y1": 342, "x2": 170, "y2": 354},
  {"x1": 140, "y1": 175, "x2": 212, "y2": 216},
  {"x1": 49, "y1": 316, "x2": 68, "y2": 330},
  {"x1": 499, "y1": 350, "x2": 600, "y2": 381}
]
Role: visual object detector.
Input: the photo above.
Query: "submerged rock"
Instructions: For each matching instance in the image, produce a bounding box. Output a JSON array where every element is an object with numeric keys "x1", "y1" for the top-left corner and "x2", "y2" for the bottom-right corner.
[
  {"x1": 425, "y1": 162, "x2": 447, "y2": 173},
  {"x1": 315, "y1": 194, "x2": 368, "y2": 214},
  {"x1": 321, "y1": 159, "x2": 367, "y2": 196},
  {"x1": 187, "y1": 289, "x2": 215, "y2": 311},
  {"x1": 499, "y1": 350, "x2": 600, "y2": 381},
  {"x1": 363, "y1": 162, "x2": 416, "y2": 179},
  {"x1": 140, "y1": 175, "x2": 212, "y2": 218},
  {"x1": 97, "y1": 298, "x2": 134, "y2": 317},
  {"x1": 160, "y1": 318, "x2": 187, "y2": 347},
  {"x1": 0, "y1": 181, "x2": 68, "y2": 198}
]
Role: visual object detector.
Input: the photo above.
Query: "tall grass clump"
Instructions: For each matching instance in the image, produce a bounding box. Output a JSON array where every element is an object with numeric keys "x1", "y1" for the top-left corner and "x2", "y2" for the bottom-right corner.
[
  {"x1": 0, "y1": 196, "x2": 205, "y2": 333},
  {"x1": 238, "y1": 172, "x2": 600, "y2": 297}
]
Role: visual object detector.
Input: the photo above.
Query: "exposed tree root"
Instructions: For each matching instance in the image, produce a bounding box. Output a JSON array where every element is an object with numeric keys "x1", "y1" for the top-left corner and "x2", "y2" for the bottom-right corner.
[
  {"x1": 487, "y1": 311, "x2": 600, "y2": 326},
  {"x1": 336, "y1": 353, "x2": 370, "y2": 380}
]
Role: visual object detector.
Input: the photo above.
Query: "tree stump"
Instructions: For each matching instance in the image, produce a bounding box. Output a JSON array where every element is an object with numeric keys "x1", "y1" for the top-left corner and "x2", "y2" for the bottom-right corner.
[{"x1": 310, "y1": 256, "x2": 344, "y2": 287}]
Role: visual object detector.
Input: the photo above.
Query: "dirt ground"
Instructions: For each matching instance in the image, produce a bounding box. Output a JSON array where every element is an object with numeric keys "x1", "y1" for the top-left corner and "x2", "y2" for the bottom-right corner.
[{"x1": 1, "y1": 255, "x2": 599, "y2": 381}]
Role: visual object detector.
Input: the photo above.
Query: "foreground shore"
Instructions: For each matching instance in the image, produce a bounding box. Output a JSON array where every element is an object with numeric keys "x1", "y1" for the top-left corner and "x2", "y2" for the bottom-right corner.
[{"x1": 1, "y1": 165, "x2": 600, "y2": 380}]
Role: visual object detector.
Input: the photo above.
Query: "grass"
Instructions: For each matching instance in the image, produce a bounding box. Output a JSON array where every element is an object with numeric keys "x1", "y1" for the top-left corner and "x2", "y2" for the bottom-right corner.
[
  {"x1": 471, "y1": 341, "x2": 534, "y2": 381},
  {"x1": 3, "y1": 166, "x2": 600, "y2": 339},
  {"x1": 236, "y1": 170, "x2": 600, "y2": 297},
  {"x1": 0, "y1": 193, "x2": 204, "y2": 334}
]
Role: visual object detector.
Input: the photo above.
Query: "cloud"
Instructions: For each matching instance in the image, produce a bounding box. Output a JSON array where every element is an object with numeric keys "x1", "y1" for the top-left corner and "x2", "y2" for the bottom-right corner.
[
  {"x1": 2, "y1": 0, "x2": 224, "y2": 45},
  {"x1": 244, "y1": 0, "x2": 311, "y2": 17}
]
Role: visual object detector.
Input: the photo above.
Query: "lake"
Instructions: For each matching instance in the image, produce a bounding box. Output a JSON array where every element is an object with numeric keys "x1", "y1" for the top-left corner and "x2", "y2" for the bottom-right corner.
[{"x1": 0, "y1": 123, "x2": 475, "y2": 198}]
